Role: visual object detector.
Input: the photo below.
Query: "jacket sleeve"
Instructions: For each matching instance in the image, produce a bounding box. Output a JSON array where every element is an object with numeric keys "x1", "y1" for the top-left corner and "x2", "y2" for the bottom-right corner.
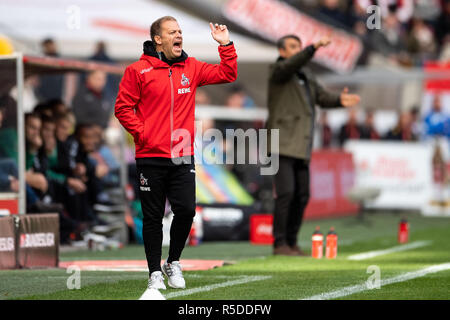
[
  {"x1": 312, "y1": 78, "x2": 342, "y2": 109},
  {"x1": 196, "y1": 43, "x2": 238, "y2": 87},
  {"x1": 114, "y1": 66, "x2": 144, "y2": 144},
  {"x1": 270, "y1": 45, "x2": 316, "y2": 83}
]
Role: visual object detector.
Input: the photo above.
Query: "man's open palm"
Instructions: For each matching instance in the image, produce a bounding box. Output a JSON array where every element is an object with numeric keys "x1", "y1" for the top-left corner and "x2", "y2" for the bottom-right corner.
[
  {"x1": 340, "y1": 87, "x2": 361, "y2": 108},
  {"x1": 210, "y1": 22, "x2": 230, "y2": 45}
]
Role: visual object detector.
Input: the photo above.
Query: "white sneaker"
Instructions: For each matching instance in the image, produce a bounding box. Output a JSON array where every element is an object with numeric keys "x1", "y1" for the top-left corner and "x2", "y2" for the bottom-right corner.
[
  {"x1": 148, "y1": 271, "x2": 166, "y2": 290},
  {"x1": 162, "y1": 261, "x2": 186, "y2": 289}
]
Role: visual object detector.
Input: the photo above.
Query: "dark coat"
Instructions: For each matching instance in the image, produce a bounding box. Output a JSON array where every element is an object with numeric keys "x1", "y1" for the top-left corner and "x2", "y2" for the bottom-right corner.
[{"x1": 266, "y1": 45, "x2": 342, "y2": 159}]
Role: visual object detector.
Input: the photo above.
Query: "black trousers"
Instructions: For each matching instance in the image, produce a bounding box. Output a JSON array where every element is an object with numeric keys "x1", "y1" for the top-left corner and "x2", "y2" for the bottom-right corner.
[
  {"x1": 273, "y1": 155, "x2": 310, "y2": 248},
  {"x1": 137, "y1": 163, "x2": 196, "y2": 275}
]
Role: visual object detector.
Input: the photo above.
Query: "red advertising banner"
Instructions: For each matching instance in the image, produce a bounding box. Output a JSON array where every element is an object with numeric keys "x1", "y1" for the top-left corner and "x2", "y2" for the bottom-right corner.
[
  {"x1": 223, "y1": 0, "x2": 363, "y2": 73},
  {"x1": 304, "y1": 150, "x2": 359, "y2": 219},
  {"x1": 424, "y1": 61, "x2": 450, "y2": 92}
]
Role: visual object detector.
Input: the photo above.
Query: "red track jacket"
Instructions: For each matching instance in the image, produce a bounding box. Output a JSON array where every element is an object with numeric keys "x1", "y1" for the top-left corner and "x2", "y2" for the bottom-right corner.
[{"x1": 115, "y1": 43, "x2": 238, "y2": 159}]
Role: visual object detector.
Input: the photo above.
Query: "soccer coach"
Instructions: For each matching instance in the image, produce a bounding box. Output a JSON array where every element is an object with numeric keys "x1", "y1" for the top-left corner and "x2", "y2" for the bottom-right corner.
[
  {"x1": 267, "y1": 35, "x2": 360, "y2": 256},
  {"x1": 115, "y1": 16, "x2": 237, "y2": 291}
]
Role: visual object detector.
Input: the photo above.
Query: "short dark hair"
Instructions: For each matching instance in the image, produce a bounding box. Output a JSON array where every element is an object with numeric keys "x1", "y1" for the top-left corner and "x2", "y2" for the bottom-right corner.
[
  {"x1": 150, "y1": 16, "x2": 177, "y2": 44},
  {"x1": 25, "y1": 112, "x2": 41, "y2": 124},
  {"x1": 277, "y1": 35, "x2": 301, "y2": 49}
]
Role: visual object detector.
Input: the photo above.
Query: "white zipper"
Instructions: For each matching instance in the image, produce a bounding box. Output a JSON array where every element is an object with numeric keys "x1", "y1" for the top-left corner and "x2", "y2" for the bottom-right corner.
[{"x1": 169, "y1": 68, "x2": 174, "y2": 157}]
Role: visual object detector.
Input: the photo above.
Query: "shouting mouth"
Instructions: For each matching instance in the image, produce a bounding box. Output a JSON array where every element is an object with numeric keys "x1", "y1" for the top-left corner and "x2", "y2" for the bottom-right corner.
[{"x1": 173, "y1": 41, "x2": 182, "y2": 52}]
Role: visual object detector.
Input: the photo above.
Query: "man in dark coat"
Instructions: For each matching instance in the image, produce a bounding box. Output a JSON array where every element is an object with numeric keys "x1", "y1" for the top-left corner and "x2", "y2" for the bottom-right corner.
[{"x1": 267, "y1": 34, "x2": 360, "y2": 256}]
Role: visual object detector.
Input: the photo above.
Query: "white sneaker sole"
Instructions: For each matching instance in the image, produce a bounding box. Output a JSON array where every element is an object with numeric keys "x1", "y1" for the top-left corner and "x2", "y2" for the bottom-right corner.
[{"x1": 162, "y1": 268, "x2": 186, "y2": 289}]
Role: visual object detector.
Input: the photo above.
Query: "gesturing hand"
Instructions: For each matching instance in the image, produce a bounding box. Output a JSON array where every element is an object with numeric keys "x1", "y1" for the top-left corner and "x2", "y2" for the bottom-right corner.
[
  {"x1": 210, "y1": 22, "x2": 230, "y2": 46},
  {"x1": 314, "y1": 36, "x2": 331, "y2": 49},
  {"x1": 340, "y1": 87, "x2": 361, "y2": 108}
]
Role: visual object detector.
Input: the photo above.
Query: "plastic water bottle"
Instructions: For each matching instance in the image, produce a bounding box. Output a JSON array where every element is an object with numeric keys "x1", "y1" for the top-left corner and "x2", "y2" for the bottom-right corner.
[
  {"x1": 325, "y1": 227, "x2": 338, "y2": 259},
  {"x1": 311, "y1": 226, "x2": 323, "y2": 259}
]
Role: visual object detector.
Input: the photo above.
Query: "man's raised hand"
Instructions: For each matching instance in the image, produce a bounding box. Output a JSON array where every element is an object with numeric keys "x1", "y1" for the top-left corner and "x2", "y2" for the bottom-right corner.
[
  {"x1": 210, "y1": 22, "x2": 230, "y2": 46},
  {"x1": 314, "y1": 36, "x2": 331, "y2": 49},
  {"x1": 340, "y1": 87, "x2": 361, "y2": 108}
]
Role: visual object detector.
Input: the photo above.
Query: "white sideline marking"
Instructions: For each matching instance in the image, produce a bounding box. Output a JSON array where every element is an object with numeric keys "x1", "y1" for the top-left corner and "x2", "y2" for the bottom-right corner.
[
  {"x1": 164, "y1": 275, "x2": 272, "y2": 299},
  {"x1": 347, "y1": 241, "x2": 432, "y2": 261},
  {"x1": 302, "y1": 262, "x2": 450, "y2": 300}
]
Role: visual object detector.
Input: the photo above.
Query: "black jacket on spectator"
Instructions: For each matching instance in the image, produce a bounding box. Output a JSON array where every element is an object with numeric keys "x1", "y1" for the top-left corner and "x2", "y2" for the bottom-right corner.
[{"x1": 72, "y1": 85, "x2": 112, "y2": 129}]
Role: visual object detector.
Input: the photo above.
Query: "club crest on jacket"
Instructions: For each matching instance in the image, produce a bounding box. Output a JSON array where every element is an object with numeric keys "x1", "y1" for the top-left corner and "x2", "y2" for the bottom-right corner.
[{"x1": 181, "y1": 73, "x2": 190, "y2": 86}]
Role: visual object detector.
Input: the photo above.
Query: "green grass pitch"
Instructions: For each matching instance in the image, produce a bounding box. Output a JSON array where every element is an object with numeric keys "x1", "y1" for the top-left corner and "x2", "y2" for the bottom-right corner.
[{"x1": 1, "y1": 212, "x2": 449, "y2": 300}]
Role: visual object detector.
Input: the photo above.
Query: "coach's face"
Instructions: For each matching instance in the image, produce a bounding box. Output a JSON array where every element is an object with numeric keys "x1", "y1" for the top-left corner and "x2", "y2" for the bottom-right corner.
[
  {"x1": 157, "y1": 20, "x2": 183, "y2": 59},
  {"x1": 279, "y1": 38, "x2": 302, "y2": 59}
]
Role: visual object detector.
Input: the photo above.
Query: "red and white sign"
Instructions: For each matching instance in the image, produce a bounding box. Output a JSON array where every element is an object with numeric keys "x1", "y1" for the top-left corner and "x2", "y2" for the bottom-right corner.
[
  {"x1": 345, "y1": 141, "x2": 433, "y2": 210},
  {"x1": 223, "y1": 0, "x2": 363, "y2": 73}
]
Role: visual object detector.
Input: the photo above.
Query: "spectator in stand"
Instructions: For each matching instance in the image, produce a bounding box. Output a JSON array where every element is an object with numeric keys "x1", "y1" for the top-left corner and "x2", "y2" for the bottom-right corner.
[
  {"x1": 72, "y1": 70, "x2": 112, "y2": 129},
  {"x1": 35, "y1": 38, "x2": 64, "y2": 101},
  {"x1": 0, "y1": 105, "x2": 19, "y2": 193},
  {"x1": 435, "y1": 0, "x2": 450, "y2": 47},
  {"x1": 369, "y1": 8, "x2": 410, "y2": 65},
  {"x1": 47, "y1": 98, "x2": 70, "y2": 117},
  {"x1": 360, "y1": 109, "x2": 380, "y2": 140},
  {"x1": 195, "y1": 88, "x2": 212, "y2": 105},
  {"x1": 72, "y1": 123, "x2": 105, "y2": 224},
  {"x1": 406, "y1": 17, "x2": 438, "y2": 63},
  {"x1": 24, "y1": 113, "x2": 47, "y2": 204},
  {"x1": 0, "y1": 95, "x2": 18, "y2": 162},
  {"x1": 89, "y1": 41, "x2": 118, "y2": 100},
  {"x1": 424, "y1": 94, "x2": 448, "y2": 137},
  {"x1": 318, "y1": 0, "x2": 350, "y2": 27},
  {"x1": 338, "y1": 107, "x2": 362, "y2": 146},
  {"x1": 385, "y1": 111, "x2": 417, "y2": 141},
  {"x1": 37, "y1": 114, "x2": 88, "y2": 243},
  {"x1": 225, "y1": 85, "x2": 255, "y2": 109},
  {"x1": 319, "y1": 111, "x2": 333, "y2": 148},
  {"x1": 410, "y1": 106, "x2": 423, "y2": 138}
]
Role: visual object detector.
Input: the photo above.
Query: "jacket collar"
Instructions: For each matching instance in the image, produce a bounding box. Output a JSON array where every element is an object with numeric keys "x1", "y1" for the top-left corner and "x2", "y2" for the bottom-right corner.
[{"x1": 140, "y1": 40, "x2": 188, "y2": 68}]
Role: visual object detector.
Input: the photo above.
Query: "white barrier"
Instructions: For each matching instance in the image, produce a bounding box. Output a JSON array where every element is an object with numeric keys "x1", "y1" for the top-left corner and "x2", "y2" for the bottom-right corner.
[{"x1": 344, "y1": 141, "x2": 433, "y2": 211}]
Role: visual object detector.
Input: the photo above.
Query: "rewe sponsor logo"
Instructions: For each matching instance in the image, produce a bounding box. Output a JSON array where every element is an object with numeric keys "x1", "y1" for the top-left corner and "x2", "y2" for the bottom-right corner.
[
  {"x1": 0, "y1": 237, "x2": 14, "y2": 252},
  {"x1": 20, "y1": 233, "x2": 55, "y2": 248},
  {"x1": 178, "y1": 87, "x2": 191, "y2": 94}
]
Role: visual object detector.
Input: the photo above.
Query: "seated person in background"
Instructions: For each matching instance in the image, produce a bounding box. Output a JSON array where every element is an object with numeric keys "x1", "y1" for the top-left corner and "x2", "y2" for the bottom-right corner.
[
  {"x1": 424, "y1": 94, "x2": 448, "y2": 138},
  {"x1": 89, "y1": 124, "x2": 121, "y2": 189},
  {"x1": 319, "y1": 111, "x2": 333, "y2": 148},
  {"x1": 33, "y1": 101, "x2": 53, "y2": 118},
  {"x1": 24, "y1": 112, "x2": 49, "y2": 207},
  {"x1": 0, "y1": 104, "x2": 19, "y2": 192},
  {"x1": 47, "y1": 98, "x2": 70, "y2": 117},
  {"x1": 360, "y1": 109, "x2": 380, "y2": 140},
  {"x1": 72, "y1": 70, "x2": 112, "y2": 129},
  {"x1": 72, "y1": 123, "x2": 105, "y2": 225},
  {"x1": 338, "y1": 107, "x2": 362, "y2": 147},
  {"x1": 385, "y1": 111, "x2": 417, "y2": 141},
  {"x1": 0, "y1": 95, "x2": 18, "y2": 162},
  {"x1": 37, "y1": 114, "x2": 88, "y2": 243}
]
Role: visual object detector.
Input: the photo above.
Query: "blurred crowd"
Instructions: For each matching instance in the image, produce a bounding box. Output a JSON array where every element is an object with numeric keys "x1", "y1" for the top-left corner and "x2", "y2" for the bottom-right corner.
[
  {"x1": 285, "y1": 0, "x2": 450, "y2": 65},
  {"x1": 319, "y1": 94, "x2": 449, "y2": 148},
  {"x1": 0, "y1": 39, "x2": 123, "y2": 244}
]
